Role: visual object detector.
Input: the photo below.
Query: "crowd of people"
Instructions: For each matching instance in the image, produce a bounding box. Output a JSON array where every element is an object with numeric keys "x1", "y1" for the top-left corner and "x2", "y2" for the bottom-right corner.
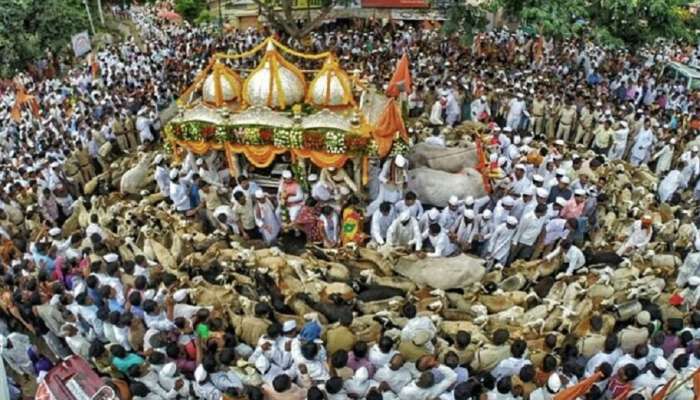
[{"x1": 3, "y1": 3, "x2": 700, "y2": 400}]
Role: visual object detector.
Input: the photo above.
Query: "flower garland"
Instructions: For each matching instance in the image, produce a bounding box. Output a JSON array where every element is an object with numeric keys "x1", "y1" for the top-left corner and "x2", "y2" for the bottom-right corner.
[
  {"x1": 389, "y1": 139, "x2": 409, "y2": 157},
  {"x1": 326, "y1": 131, "x2": 346, "y2": 154},
  {"x1": 167, "y1": 121, "x2": 385, "y2": 157}
]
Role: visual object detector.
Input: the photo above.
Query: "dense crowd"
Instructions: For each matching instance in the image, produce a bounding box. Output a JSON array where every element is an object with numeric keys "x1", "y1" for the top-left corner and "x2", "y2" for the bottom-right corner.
[{"x1": 4, "y1": 4, "x2": 700, "y2": 400}]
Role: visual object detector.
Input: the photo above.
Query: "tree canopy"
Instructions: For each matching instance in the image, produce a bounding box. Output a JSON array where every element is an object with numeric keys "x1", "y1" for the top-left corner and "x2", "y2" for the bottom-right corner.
[
  {"x1": 0, "y1": 0, "x2": 90, "y2": 78},
  {"x1": 448, "y1": 0, "x2": 699, "y2": 47}
]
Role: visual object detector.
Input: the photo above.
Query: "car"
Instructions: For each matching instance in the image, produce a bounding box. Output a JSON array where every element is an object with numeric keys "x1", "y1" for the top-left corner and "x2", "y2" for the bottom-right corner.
[
  {"x1": 34, "y1": 356, "x2": 117, "y2": 400},
  {"x1": 660, "y1": 61, "x2": 700, "y2": 90}
]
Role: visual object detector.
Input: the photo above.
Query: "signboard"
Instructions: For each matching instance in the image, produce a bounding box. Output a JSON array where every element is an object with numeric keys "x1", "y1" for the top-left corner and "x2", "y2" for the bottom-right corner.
[
  {"x1": 71, "y1": 31, "x2": 91, "y2": 58},
  {"x1": 361, "y1": 0, "x2": 429, "y2": 8},
  {"x1": 390, "y1": 8, "x2": 446, "y2": 19}
]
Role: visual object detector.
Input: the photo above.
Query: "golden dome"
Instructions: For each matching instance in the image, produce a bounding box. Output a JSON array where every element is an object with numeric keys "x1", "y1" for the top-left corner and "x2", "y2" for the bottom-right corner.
[
  {"x1": 306, "y1": 56, "x2": 354, "y2": 108},
  {"x1": 202, "y1": 61, "x2": 242, "y2": 106},
  {"x1": 243, "y1": 41, "x2": 306, "y2": 110}
]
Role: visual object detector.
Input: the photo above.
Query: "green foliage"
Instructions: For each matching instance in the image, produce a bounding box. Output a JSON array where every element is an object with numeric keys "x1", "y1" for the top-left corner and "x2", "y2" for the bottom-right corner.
[
  {"x1": 440, "y1": 2, "x2": 489, "y2": 44},
  {"x1": 195, "y1": 9, "x2": 213, "y2": 25},
  {"x1": 175, "y1": 0, "x2": 208, "y2": 22},
  {"x1": 455, "y1": 0, "x2": 700, "y2": 47},
  {"x1": 0, "y1": 0, "x2": 89, "y2": 78}
]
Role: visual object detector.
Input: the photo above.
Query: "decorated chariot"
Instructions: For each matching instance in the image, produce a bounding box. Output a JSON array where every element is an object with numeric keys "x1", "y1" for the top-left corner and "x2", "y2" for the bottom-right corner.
[{"x1": 164, "y1": 36, "x2": 409, "y2": 188}]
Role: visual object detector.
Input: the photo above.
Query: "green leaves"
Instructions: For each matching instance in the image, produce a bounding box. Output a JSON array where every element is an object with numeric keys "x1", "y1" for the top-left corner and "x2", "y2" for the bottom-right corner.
[
  {"x1": 175, "y1": 0, "x2": 208, "y2": 22},
  {"x1": 0, "y1": 0, "x2": 89, "y2": 78}
]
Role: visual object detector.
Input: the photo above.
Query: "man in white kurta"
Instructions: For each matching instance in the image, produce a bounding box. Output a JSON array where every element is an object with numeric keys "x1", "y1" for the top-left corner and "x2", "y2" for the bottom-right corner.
[
  {"x1": 506, "y1": 93, "x2": 527, "y2": 130},
  {"x1": 617, "y1": 216, "x2": 653, "y2": 256},
  {"x1": 371, "y1": 202, "x2": 396, "y2": 246},
  {"x1": 658, "y1": 168, "x2": 685, "y2": 203},
  {"x1": 253, "y1": 190, "x2": 281, "y2": 245},
  {"x1": 486, "y1": 216, "x2": 518, "y2": 266},
  {"x1": 386, "y1": 211, "x2": 422, "y2": 251},
  {"x1": 629, "y1": 121, "x2": 656, "y2": 166}
]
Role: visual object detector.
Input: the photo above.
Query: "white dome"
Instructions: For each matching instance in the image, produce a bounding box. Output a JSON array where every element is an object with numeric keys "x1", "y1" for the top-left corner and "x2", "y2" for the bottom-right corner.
[
  {"x1": 243, "y1": 42, "x2": 305, "y2": 110},
  {"x1": 202, "y1": 73, "x2": 238, "y2": 104}
]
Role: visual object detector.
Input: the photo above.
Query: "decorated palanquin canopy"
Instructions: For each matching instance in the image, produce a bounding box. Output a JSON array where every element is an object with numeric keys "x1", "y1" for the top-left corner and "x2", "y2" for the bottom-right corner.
[{"x1": 165, "y1": 37, "x2": 408, "y2": 172}]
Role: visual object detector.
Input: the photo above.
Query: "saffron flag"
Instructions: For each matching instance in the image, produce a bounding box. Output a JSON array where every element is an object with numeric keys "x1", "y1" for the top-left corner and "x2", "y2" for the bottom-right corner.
[
  {"x1": 372, "y1": 98, "x2": 408, "y2": 157},
  {"x1": 651, "y1": 377, "x2": 675, "y2": 400},
  {"x1": 386, "y1": 53, "x2": 412, "y2": 98},
  {"x1": 554, "y1": 371, "x2": 603, "y2": 400}
]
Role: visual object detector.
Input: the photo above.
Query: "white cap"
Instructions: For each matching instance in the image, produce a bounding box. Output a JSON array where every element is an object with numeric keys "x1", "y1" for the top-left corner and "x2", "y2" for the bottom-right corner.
[
  {"x1": 153, "y1": 154, "x2": 164, "y2": 165},
  {"x1": 399, "y1": 210, "x2": 411, "y2": 222},
  {"x1": 574, "y1": 189, "x2": 586, "y2": 196},
  {"x1": 654, "y1": 357, "x2": 668, "y2": 371},
  {"x1": 503, "y1": 127, "x2": 513, "y2": 132},
  {"x1": 103, "y1": 253, "x2": 119, "y2": 263},
  {"x1": 308, "y1": 174, "x2": 318, "y2": 182},
  {"x1": 554, "y1": 139, "x2": 565, "y2": 146},
  {"x1": 282, "y1": 320, "x2": 297, "y2": 332},
  {"x1": 689, "y1": 276, "x2": 700, "y2": 286},
  {"x1": 536, "y1": 188, "x2": 549, "y2": 198},
  {"x1": 282, "y1": 170, "x2": 292, "y2": 179},
  {"x1": 448, "y1": 195, "x2": 459, "y2": 206},
  {"x1": 196, "y1": 158, "x2": 204, "y2": 166},
  {"x1": 560, "y1": 176, "x2": 571, "y2": 184},
  {"x1": 464, "y1": 196, "x2": 474, "y2": 206},
  {"x1": 515, "y1": 163, "x2": 526, "y2": 171},
  {"x1": 428, "y1": 208, "x2": 440, "y2": 220},
  {"x1": 555, "y1": 168, "x2": 566, "y2": 176},
  {"x1": 547, "y1": 374, "x2": 562, "y2": 392},
  {"x1": 506, "y1": 216, "x2": 518, "y2": 225},
  {"x1": 144, "y1": 289, "x2": 156, "y2": 300},
  {"x1": 693, "y1": 146, "x2": 699, "y2": 152},
  {"x1": 670, "y1": 138, "x2": 677, "y2": 144},
  {"x1": 481, "y1": 209, "x2": 492, "y2": 219},
  {"x1": 464, "y1": 209, "x2": 475, "y2": 219},
  {"x1": 254, "y1": 189, "x2": 265, "y2": 199},
  {"x1": 522, "y1": 187, "x2": 534, "y2": 196},
  {"x1": 555, "y1": 197, "x2": 567, "y2": 207},
  {"x1": 533, "y1": 174, "x2": 544, "y2": 183},
  {"x1": 169, "y1": 170, "x2": 178, "y2": 180},
  {"x1": 517, "y1": 92, "x2": 524, "y2": 98},
  {"x1": 502, "y1": 196, "x2": 514, "y2": 207},
  {"x1": 48, "y1": 227, "x2": 62, "y2": 237},
  {"x1": 513, "y1": 136, "x2": 522, "y2": 145},
  {"x1": 194, "y1": 364, "x2": 207, "y2": 383},
  {"x1": 394, "y1": 155, "x2": 407, "y2": 167}
]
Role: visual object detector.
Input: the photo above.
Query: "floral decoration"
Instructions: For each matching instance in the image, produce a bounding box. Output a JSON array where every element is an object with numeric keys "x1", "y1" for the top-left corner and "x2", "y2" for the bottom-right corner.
[{"x1": 325, "y1": 130, "x2": 346, "y2": 154}]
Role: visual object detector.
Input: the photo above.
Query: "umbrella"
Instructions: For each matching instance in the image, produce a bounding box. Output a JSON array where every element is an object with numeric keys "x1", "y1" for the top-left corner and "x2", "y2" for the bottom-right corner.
[{"x1": 157, "y1": 10, "x2": 182, "y2": 21}]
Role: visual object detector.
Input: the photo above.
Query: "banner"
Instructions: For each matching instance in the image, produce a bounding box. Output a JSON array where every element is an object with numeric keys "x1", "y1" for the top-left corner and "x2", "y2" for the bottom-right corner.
[
  {"x1": 361, "y1": 0, "x2": 428, "y2": 8},
  {"x1": 71, "y1": 32, "x2": 91, "y2": 58}
]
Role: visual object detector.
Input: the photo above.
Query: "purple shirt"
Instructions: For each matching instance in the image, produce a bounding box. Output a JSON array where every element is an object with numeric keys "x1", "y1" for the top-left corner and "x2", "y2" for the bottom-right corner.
[{"x1": 347, "y1": 353, "x2": 376, "y2": 378}]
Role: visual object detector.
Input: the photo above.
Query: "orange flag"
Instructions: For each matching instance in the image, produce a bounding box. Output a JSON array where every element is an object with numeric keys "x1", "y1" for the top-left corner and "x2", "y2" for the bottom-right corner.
[
  {"x1": 386, "y1": 53, "x2": 412, "y2": 98},
  {"x1": 651, "y1": 377, "x2": 676, "y2": 400},
  {"x1": 554, "y1": 371, "x2": 603, "y2": 400},
  {"x1": 694, "y1": 368, "x2": 700, "y2": 400},
  {"x1": 372, "y1": 98, "x2": 408, "y2": 157},
  {"x1": 10, "y1": 84, "x2": 40, "y2": 122}
]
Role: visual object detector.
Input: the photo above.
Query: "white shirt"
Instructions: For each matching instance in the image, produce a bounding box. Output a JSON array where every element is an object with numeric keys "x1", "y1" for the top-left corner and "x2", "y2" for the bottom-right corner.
[
  {"x1": 386, "y1": 217, "x2": 422, "y2": 251},
  {"x1": 486, "y1": 223, "x2": 516, "y2": 263},
  {"x1": 491, "y1": 357, "x2": 532, "y2": 380},
  {"x1": 512, "y1": 211, "x2": 545, "y2": 246},
  {"x1": 371, "y1": 209, "x2": 396, "y2": 245},
  {"x1": 169, "y1": 181, "x2": 190, "y2": 211},
  {"x1": 398, "y1": 365, "x2": 457, "y2": 400},
  {"x1": 374, "y1": 365, "x2": 413, "y2": 394},
  {"x1": 428, "y1": 231, "x2": 458, "y2": 257},
  {"x1": 545, "y1": 245, "x2": 586, "y2": 275}
]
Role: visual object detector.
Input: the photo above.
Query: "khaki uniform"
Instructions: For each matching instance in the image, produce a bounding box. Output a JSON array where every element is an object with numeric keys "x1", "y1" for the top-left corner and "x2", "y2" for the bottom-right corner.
[
  {"x1": 532, "y1": 98, "x2": 546, "y2": 136},
  {"x1": 557, "y1": 106, "x2": 577, "y2": 142},
  {"x1": 75, "y1": 147, "x2": 95, "y2": 181},
  {"x1": 592, "y1": 126, "x2": 613, "y2": 152},
  {"x1": 323, "y1": 325, "x2": 357, "y2": 356},
  {"x1": 439, "y1": 344, "x2": 476, "y2": 366},
  {"x1": 63, "y1": 153, "x2": 83, "y2": 190},
  {"x1": 97, "y1": 141, "x2": 113, "y2": 171},
  {"x1": 577, "y1": 332, "x2": 606, "y2": 359},
  {"x1": 617, "y1": 326, "x2": 649, "y2": 354},
  {"x1": 231, "y1": 315, "x2": 271, "y2": 347},
  {"x1": 470, "y1": 344, "x2": 510, "y2": 372},
  {"x1": 398, "y1": 340, "x2": 431, "y2": 363},
  {"x1": 124, "y1": 115, "x2": 138, "y2": 149},
  {"x1": 545, "y1": 102, "x2": 560, "y2": 139},
  {"x1": 574, "y1": 107, "x2": 593, "y2": 145},
  {"x1": 112, "y1": 118, "x2": 129, "y2": 152}
]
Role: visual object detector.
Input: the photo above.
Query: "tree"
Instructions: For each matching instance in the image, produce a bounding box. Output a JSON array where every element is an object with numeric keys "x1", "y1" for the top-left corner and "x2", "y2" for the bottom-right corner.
[
  {"x1": 0, "y1": 0, "x2": 89, "y2": 78},
  {"x1": 488, "y1": 0, "x2": 695, "y2": 46},
  {"x1": 175, "y1": 0, "x2": 207, "y2": 22},
  {"x1": 250, "y1": 0, "x2": 349, "y2": 38}
]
